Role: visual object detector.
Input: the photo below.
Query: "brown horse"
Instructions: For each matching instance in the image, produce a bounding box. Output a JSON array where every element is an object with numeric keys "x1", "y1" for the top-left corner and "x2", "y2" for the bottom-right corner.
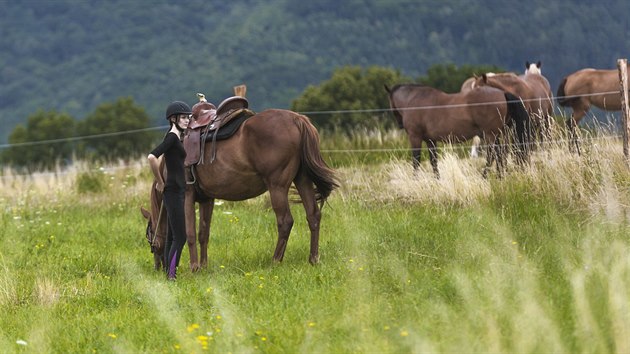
[
  {"x1": 140, "y1": 161, "x2": 212, "y2": 271},
  {"x1": 143, "y1": 106, "x2": 339, "y2": 268},
  {"x1": 385, "y1": 84, "x2": 530, "y2": 177},
  {"x1": 557, "y1": 63, "x2": 629, "y2": 152},
  {"x1": 473, "y1": 67, "x2": 553, "y2": 143}
]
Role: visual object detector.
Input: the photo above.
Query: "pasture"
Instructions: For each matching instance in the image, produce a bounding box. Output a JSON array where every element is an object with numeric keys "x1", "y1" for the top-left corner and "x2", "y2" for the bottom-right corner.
[{"x1": 1, "y1": 123, "x2": 630, "y2": 353}]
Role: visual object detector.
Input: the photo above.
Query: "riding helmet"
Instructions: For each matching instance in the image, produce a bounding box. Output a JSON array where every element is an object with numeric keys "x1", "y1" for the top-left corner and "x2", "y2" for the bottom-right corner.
[{"x1": 165, "y1": 101, "x2": 192, "y2": 120}]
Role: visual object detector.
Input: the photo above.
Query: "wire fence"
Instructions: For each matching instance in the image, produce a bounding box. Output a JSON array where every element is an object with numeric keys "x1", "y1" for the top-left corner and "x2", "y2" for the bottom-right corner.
[{"x1": 0, "y1": 89, "x2": 624, "y2": 150}]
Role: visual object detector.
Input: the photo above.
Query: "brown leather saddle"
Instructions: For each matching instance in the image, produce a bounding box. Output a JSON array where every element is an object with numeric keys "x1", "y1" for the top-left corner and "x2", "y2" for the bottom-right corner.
[{"x1": 184, "y1": 96, "x2": 254, "y2": 167}]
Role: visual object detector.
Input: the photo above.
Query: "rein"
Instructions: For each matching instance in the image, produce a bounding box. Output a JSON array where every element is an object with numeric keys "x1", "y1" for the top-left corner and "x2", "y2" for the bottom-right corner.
[{"x1": 150, "y1": 200, "x2": 165, "y2": 253}]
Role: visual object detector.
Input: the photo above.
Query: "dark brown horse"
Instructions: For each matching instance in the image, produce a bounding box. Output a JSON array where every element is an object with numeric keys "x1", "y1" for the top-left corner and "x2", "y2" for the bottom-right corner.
[
  {"x1": 557, "y1": 63, "x2": 629, "y2": 152},
  {"x1": 473, "y1": 69, "x2": 553, "y2": 143},
  {"x1": 385, "y1": 84, "x2": 530, "y2": 177},
  {"x1": 143, "y1": 105, "x2": 338, "y2": 268}
]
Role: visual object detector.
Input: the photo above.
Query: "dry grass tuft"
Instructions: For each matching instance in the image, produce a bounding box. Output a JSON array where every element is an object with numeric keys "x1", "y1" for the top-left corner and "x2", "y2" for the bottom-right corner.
[{"x1": 35, "y1": 278, "x2": 60, "y2": 307}]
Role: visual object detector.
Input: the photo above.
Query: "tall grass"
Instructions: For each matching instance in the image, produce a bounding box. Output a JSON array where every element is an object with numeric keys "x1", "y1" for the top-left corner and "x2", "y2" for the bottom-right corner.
[{"x1": 1, "y1": 125, "x2": 629, "y2": 353}]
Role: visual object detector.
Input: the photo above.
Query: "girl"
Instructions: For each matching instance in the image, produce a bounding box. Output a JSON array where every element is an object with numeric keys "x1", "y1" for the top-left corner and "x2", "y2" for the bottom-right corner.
[{"x1": 147, "y1": 101, "x2": 191, "y2": 280}]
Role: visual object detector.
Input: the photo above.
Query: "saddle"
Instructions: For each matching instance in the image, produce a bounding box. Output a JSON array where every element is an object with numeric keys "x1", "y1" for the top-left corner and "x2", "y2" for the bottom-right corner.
[{"x1": 184, "y1": 95, "x2": 254, "y2": 167}]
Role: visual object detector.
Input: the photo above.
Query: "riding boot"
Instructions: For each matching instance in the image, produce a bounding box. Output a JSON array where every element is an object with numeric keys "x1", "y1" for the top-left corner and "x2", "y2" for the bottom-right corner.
[{"x1": 167, "y1": 250, "x2": 178, "y2": 281}]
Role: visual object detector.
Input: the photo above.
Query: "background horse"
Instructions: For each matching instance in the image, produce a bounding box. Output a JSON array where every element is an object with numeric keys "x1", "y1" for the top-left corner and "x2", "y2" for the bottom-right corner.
[
  {"x1": 460, "y1": 77, "x2": 476, "y2": 93},
  {"x1": 557, "y1": 63, "x2": 630, "y2": 152},
  {"x1": 525, "y1": 61, "x2": 542, "y2": 75},
  {"x1": 384, "y1": 83, "x2": 530, "y2": 177},
  {"x1": 473, "y1": 68, "x2": 553, "y2": 144},
  {"x1": 144, "y1": 107, "x2": 339, "y2": 267},
  {"x1": 140, "y1": 163, "x2": 212, "y2": 272}
]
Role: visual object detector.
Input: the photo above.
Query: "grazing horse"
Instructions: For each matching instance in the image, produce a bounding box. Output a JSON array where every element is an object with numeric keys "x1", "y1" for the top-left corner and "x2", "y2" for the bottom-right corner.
[
  {"x1": 140, "y1": 161, "x2": 212, "y2": 271},
  {"x1": 384, "y1": 83, "x2": 530, "y2": 177},
  {"x1": 557, "y1": 63, "x2": 630, "y2": 153},
  {"x1": 143, "y1": 102, "x2": 339, "y2": 267},
  {"x1": 473, "y1": 68, "x2": 553, "y2": 143}
]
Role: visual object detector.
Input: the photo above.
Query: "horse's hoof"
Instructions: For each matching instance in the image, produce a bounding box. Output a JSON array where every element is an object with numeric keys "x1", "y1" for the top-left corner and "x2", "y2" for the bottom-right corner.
[
  {"x1": 309, "y1": 255, "x2": 320, "y2": 265},
  {"x1": 190, "y1": 263, "x2": 200, "y2": 272}
]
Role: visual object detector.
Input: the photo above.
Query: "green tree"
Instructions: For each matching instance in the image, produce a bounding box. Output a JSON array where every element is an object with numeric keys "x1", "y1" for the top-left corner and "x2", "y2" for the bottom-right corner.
[
  {"x1": 2, "y1": 110, "x2": 76, "y2": 170},
  {"x1": 291, "y1": 66, "x2": 412, "y2": 132},
  {"x1": 77, "y1": 97, "x2": 155, "y2": 162},
  {"x1": 418, "y1": 63, "x2": 506, "y2": 93}
]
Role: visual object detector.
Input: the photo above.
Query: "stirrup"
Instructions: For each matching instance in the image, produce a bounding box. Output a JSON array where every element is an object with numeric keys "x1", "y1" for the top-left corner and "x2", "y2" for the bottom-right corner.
[{"x1": 186, "y1": 166, "x2": 197, "y2": 185}]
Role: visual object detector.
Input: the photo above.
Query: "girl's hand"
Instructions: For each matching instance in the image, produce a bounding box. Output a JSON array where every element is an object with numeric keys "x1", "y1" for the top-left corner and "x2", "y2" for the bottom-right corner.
[{"x1": 155, "y1": 181, "x2": 165, "y2": 193}]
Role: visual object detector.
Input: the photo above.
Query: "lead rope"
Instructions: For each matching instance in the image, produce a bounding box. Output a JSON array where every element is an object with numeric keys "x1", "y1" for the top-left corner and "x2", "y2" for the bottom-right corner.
[{"x1": 151, "y1": 200, "x2": 164, "y2": 253}]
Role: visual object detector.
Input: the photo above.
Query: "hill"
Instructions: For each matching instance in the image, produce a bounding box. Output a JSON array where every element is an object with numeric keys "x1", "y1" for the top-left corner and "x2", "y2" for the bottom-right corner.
[{"x1": 1, "y1": 0, "x2": 629, "y2": 144}]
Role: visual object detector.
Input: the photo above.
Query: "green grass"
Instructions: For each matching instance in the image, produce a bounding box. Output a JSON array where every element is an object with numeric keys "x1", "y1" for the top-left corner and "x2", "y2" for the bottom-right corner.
[{"x1": 1, "y1": 129, "x2": 630, "y2": 353}]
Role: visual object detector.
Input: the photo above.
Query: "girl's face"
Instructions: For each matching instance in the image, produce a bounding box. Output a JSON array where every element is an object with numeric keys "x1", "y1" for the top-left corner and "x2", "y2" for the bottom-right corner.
[{"x1": 174, "y1": 114, "x2": 190, "y2": 129}]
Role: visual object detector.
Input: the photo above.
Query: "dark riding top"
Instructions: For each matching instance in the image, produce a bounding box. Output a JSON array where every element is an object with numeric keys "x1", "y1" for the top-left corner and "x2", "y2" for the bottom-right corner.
[{"x1": 150, "y1": 132, "x2": 187, "y2": 192}]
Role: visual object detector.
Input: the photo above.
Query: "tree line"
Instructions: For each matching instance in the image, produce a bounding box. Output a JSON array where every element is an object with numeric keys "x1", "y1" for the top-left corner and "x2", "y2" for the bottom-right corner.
[
  {"x1": 1, "y1": 63, "x2": 504, "y2": 170},
  {"x1": 2, "y1": 1, "x2": 628, "y2": 146},
  {"x1": 2, "y1": 97, "x2": 157, "y2": 171}
]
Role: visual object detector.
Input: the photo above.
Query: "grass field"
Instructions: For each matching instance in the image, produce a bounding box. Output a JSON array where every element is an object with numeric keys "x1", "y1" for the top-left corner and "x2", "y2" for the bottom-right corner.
[{"x1": 1, "y1": 126, "x2": 630, "y2": 353}]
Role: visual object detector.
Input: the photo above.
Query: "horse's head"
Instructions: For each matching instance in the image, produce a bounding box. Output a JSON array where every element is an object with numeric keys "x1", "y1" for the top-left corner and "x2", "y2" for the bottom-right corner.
[
  {"x1": 473, "y1": 73, "x2": 520, "y2": 92},
  {"x1": 472, "y1": 73, "x2": 492, "y2": 88},
  {"x1": 384, "y1": 84, "x2": 405, "y2": 129},
  {"x1": 525, "y1": 61, "x2": 542, "y2": 75},
  {"x1": 460, "y1": 77, "x2": 476, "y2": 93},
  {"x1": 140, "y1": 180, "x2": 167, "y2": 271},
  {"x1": 140, "y1": 207, "x2": 156, "y2": 251}
]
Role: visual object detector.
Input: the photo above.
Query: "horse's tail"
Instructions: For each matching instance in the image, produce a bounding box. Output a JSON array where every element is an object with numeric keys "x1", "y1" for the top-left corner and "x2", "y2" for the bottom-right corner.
[
  {"x1": 556, "y1": 77, "x2": 574, "y2": 107},
  {"x1": 505, "y1": 92, "x2": 530, "y2": 164},
  {"x1": 295, "y1": 114, "x2": 340, "y2": 204}
]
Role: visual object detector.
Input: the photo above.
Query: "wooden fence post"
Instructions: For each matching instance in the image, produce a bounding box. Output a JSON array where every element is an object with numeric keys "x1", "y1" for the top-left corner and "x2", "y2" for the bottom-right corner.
[{"x1": 618, "y1": 59, "x2": 630, "y2": 164}]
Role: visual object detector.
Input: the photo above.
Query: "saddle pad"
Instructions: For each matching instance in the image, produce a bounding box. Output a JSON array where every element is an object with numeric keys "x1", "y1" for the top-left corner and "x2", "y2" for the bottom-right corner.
[{"x1": 203, "y1": 109, "x2": 254, "y2": 141}]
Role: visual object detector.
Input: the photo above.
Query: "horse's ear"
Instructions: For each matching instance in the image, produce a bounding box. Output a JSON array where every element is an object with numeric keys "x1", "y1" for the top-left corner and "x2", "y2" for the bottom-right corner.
[
  {"x1": 141, "y1": 207, "x2": 151, "y2": 220},
  {"x1": 384, "y1": 84, "x2": 391, "y2": 94},
  {"x1": 482, "y1": 73, "x2": 488, "y2": 83},
  {"x1": 525, "y1": 61, "x2": 530, "y2": 68},
  {"x1": 536, "y1": 61, "x2": 541, "y2": 68}
]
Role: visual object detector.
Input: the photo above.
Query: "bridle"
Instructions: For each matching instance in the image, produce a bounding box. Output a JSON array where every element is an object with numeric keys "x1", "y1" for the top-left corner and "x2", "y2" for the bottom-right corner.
[
  {"x1": 146, "y1": 201, "x2": 164, "y2": 254},
  {"x1": 145, "y1": 221, "x2": 157, "y2": 254}
]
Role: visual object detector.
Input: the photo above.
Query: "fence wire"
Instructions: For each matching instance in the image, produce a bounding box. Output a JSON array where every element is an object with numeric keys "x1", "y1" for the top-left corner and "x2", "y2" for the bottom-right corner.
[{"x1": 0, "y1": 89, "x2": 624, "y2": 150}]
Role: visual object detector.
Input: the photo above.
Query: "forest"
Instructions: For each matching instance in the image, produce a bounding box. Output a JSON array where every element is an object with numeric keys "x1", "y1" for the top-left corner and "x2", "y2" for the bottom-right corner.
[{"x1": 1, "y1": 0, "x2": 629, "y2": 144}]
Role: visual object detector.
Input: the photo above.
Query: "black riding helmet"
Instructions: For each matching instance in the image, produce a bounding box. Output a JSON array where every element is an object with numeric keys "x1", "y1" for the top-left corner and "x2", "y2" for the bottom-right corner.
[{"x1": 165, "y1": 101, "x2": 192, "y2": 120}]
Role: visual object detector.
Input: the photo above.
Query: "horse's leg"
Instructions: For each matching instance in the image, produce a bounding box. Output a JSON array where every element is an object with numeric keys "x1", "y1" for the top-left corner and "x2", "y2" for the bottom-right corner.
[
  {"x1": 269, "y1": 186, "x2": 294, "y2": 263},
  {"x1": 482, "y1": 136, "x2": 496, "y2": 178},
  {"x1": 567, "y1": 104, "x2": 587, "y2": 155},
  {"x1": 184, "y1": 186, "x2": 200, "y2": 272},
  {"x1": 566, "y1": 115, "x2": 581, "y2": 155},
  {"x1": 542, "y1": 107, "x2": 553, "y2": 146},
  {"x1": 534, "y1": 110, "x2": 544, "y2": 149},
  {"x1": 428, "y1": 139, "x2": 439, "y2": 178},
  {"x1": 409, "y1": 135, "x2": 423, "y2": 171},
  {"x1": 293, "y1": 173, "x2": 322, "y2": 265},
  {"x1": 197, "y1": 198, "x2": 214, "y2": 269},
  {"x1": 495, "y1": 137, "x2": 505, "y2": 178}
]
